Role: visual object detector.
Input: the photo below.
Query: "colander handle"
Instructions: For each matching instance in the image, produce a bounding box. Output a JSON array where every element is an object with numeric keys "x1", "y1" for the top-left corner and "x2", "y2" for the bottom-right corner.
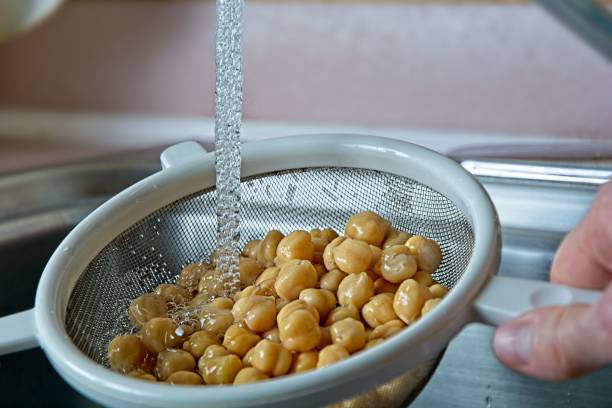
[
  {"x1": 474, "y1": 276, "x2": 602, "y2": 326},
  {"x1": 0, "y1": 309, "x2": 38, "y2": 355},
  {"x1": 160, "y1": 141, "x2": 209, "y2": 169}
]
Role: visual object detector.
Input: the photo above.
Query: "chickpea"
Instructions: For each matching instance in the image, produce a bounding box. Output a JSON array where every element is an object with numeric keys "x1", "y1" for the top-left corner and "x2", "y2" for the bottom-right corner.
[
  {"x1": 311, "y1": 237, "x2": 328, "y2": 264},
  {"x1": 190, "y1": 292, "x2": 212, "y2": 308},
  {"x1": 345, "y1": 211, "x2": 390, "y2": 247},
  {"x1": 310, "y1": 228, "x2": 324, "y2": 240},
  {"x1": 379, "y1": 245, "x2": 417, "y2": 283},
  {"x1": 330, "y1": 318, "x2": 366, "y2": 353},
  {"x1": 369, "y1": 320, "x2": 406, "y2": 341},
  {"x1": 421, "y1": 298, "x2": 442, "y2": 316},
  {"x1": 365, "y1": 338, "x2": 384, "y2": 349},
  {"x1": 313, "y1": 264, "x2": 327, "y2": 279},
  {"x1": 209, "y1": 297, "x2": 234, "y2": 310},
  {"x1": 413, "y1": 270, "x2": 434, "y2": 287},
  {"x1": 321, "y1": 228, "x2": 339, "y2": 243},
  {"x1": 167, "y1": 371, "x2": 204, "y2": 385},
  {"x1": 198, "y1": 270, "x2": 227, "y2": 298},
  {"x1": 263, "y1": 327, "x2": 280, "y2": 343},
  {"x1": 141, "y1": 317, "x2": 184, "y2": 355},
  {"x1": 429, "y1": 283, "x2": 448, "y2": 299},
  {"x1": 277, "y1": 300, "x2": 321, "y2": 352},
  {"x1": 337, "y1": 272, "x2": 375, "y2": 309},
  {"x1": 242, "y1": 239, "x2": 261, "y2": 259},
  {"x1": 323, "y1": 236, "x2": 346, "y2": 271},
  {"x1": 202, "y1": 344, "x2": 229, "y2": 358},
  {"x1": 299, "y1": 288, "x2": 336, "y2": 320},
  {"x1": 374, "y1": 278, "x2": 399, "y2": 295},
  {"x1": 362, "y1": 293, "x2": 398, "y2": 328},
  {"x1": 363, "y1": 269, "x2": 379, "y2": 282},
  {"x1": 108, "y1": 335, "x2": 146, "y2": 373},
  {"x1": 239, "y1": 257, "x2": 264, "y2": 285},
  {"x1": 232, "y1": 295, "x2": 277, "y2": 333},
  {"x1": 276, "y1": 230, "x2": 315, "y2": 263},
  {"x1": 183, "y1": 330, "x2": 219, "y2": 359},
  {"x1": 209, "y1": 249, "x2": 219, "y2": 266},
  {"x1": 197, "y1": 306, "x2": 234, "y2": 336},
  {"x1": 129, "y1": 293, "x2": 167, "y2": 328},
  {"x1": 255, "y1": 266, "x2": 279, "y2": 285},
  {"x1": 368, "y1": 245, "x2": 382, "y2": 272},
  {"x1": 325, "y1": 304, "x2": 360, "y2": 326},
  {"x1": 405, "y1": 235, "x2": 442, "y2": 273},
  {"x1": 393, "y1": 279, "x2": 431, "y2": 324},
  {"x1": 383, "y1": 229, "x2": 412, "y2": 249},
  {"x1": 333, "y1": 239, "x2": 373, "y2": 274},
  {"x1": 274, "y1": 260, "x2": 318, "y2": 300},
  {"x1": 317, "y1": 344, "x2": 350, "y2": 368},
  {"x1": 155, "y1": 349, "x2": 196, "y2": 381},
  {"x1": 276, "y1": 298, "x2": 289, "y2": 313},
  {"x1": 320, "y1": 269, "x2": 347, "y2": 292},
  {"x1": 222, "y1": 325, "x2": 261, "y2": 357},
  {"x1": 250, "y1": 339, "x2": 293, "y2": 376},
  {"x1": 318, "y1": 326, "x2": 332, "y2": 349},
  {"x1": 234, "y1": 367, "x2": 269, "y2": 384},
  {"x1": 257, "y1": 230, "x2": 284, "y2": 267},
  {"x1": 154, "y1": 284, "x2": 192, "y2": 306},
  {"x1": 177, "y1": 262, "x2": 210, "y2": 293},
  {"x1": 199, "y1": 353, "x2": 243, "y2": 385},
  {"x1": 242, "y1": 347, "x2": 255, "y2": 366},
  {"x1": 128, "y1": 369, "x2": 157, "y2": 381},
  {"x1": 291, "y1": 351, "x2": 319, "y2": 373}
]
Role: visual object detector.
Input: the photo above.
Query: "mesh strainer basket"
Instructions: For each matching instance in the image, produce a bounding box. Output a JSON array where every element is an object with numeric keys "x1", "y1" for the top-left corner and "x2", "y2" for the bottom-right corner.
[{"x1": 0, "y1": 135, "x2": 599, "y2": 408}]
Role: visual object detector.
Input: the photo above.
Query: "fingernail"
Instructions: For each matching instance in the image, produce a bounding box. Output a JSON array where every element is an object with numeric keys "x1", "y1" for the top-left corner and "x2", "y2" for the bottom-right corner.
[{"x1": 494, "y1": 320, "x2": 533, "y2": 366}]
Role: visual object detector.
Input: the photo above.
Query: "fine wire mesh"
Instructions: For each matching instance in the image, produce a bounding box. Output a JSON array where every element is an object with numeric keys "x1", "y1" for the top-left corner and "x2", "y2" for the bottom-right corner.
[{"x1": 65, "y1": 167, "x2": 474, "y2": 366}]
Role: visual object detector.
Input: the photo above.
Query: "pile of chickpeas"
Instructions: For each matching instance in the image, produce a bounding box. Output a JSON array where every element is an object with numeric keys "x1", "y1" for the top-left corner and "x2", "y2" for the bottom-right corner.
[{"x1": 108, "y1": 211, "x2": 447, "y2": 390}]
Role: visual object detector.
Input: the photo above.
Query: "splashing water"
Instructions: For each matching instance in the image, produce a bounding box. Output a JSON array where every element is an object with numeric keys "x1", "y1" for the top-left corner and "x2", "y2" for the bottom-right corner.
[{"x1": 214, "y1": 0, "x2": 244, "y2": 296}]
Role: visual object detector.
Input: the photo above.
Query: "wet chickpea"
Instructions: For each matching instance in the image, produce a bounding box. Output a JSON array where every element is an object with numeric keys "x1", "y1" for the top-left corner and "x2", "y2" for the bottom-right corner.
[
  {"x1": 421, "y1": 298, "x2": 442, "y2": 316},
  {"x1": 275, "y1": 298, "x2": 289, "y2": 313},
  {"x1": 312, "y1": 264, "x2": 326, "y2": 279},
  {"x1": 202, "y1": 344, "x2": 229, "y2": 358},
  {"x1": 393, "y1": 279, "x2": 431, "y2": 324},
  {"x1": 311, "y1": 237, "x2": 328, "y2": 264},
  {"x1": 320, "y1": 269, "x2": 347, "y2": 292},
  {"x1": 199, "y1": 353, "x2": 243, "y2": 385},
  {"x1": 330, "y1": 318, "x2": 366, "y2": 353},
  {"x1": 128, "y1": 369, "x2": 157, "y2": 381},
  {"x1": 209, "y1": 249, "x2": 219, "y2": 266},
  {"x1": 183, "y1": 330, "x2": 219, "y2": 359},
  {"x1": 242, "y1": 347, "x2": 255, "y2": 366},
  {"x1": 333, "y1": 239, "x2": 373, "y2": 274},
  {"x1": 365, "y1": 339, "x2": 384, "y2": 349},
  {"x1": 108, "y1": 335, "x2": 146, "y2": 373},
  {"x1": 383, "y1": 229, "x2": 412, "y2": 249},
  {"x1": 405, "y1": 235, "x2": 442, "y2": 273},
  {"x1": 263, "y1": 327, "x2": 280, "y2": 343},
  {"x1": 362, "y1": 293, "x2": 397, "y2": 328},
  {"x1": 222, "y1": 325, "x2": 261, "y2": 357},
  {"x1": 155, "y1": 349, "x2": 196, "y2": 381},
  {"x1": 363, "y1": 268, "x2": 379, "y2": 283},
  {"x1": 250, "y1": 339, "x2": 292, "y2": 376},
  {"x1": 374, "y1": 278, "x2": 399, "y2": 294},
  {"x1": 239, "y1": 257, "x2": 264, "y2": 285},
  {"x1": 299, "y1": 288, "x2": 336, "y2": 320},
  {"x1": 310, "y1": 228, "x2": 324, "y2": 240},
  {"x1": 275, "y1": 230, "x2": 315, "y2": 264},
  {"x1": 197, "y1": 270, "x2": 227, "y2": 298},
  {"x1": 429, "y1": 283, "x2": 448, "y2": 299},
  {"x1": 242, "y1": 239, "x2": 261, "y2": 259},
  {"x1": 255, "y1": 266, "x2": 279, "y2": 285},
  {"x1": 413, "y1": 270, "x2": 434, "y2": 287},
  {"x1": 325, "y1": 304, "x2": 360, "y2": 326},
  {"x1": 323, "y1": 236, "x2": 345, "y2": 271},
  {"x1": 232, "y1": 295, "x2": 277, "y2": 332},
  {"x1": 337, "y1": 272, "x2": 375, "y2": 309},
  {"x1": 190, "y1": 292, "x2": 212, "y2": 308},
  {"x1": 277, "y1": 300, "x2": 321, "y2": 352},
  {"x1": 209, "y1": 297, "x2": 234, "y2": 310},
  {"x1": 368, "y1": 245, "x2": 382, "y2": 272},
  {"x1": 345, "y1": 211, "x2": 390, "y2": 247},
  {"x1": 257, "y1": 230, "x2": 285, "y2": 267},
  {"x1": 155, "y1": 284, "x2": 192, "y2": 306},
  {"x1": 369, "y1": 320, "x2": 406, "y2": 341},
  {"x1": 197, "y1": 306, "x2": 234, "y2": 336},
  {"x1": 274, "y1": 260, "x2": 318, "y2": 300},
  {"x1": 234, "y1": 367, "x2": 269, "y2": 384},
  {"x1": 167, "y1": 370, "x2": 204, "y2": 385},
  {"x1": 318, "y1": 326, "x2": 332, "y2": 349},
  {"x1": 177, "y1": 263, "x2": 210, "y2": 293},
  {"x1": 379, "y1": 245, "x2": 417, "y2": 283},
  {"x1": 141, "y1": 317, "x2": 184, "y2": 355},
  {"x1": 321, "y1": 228, "x2": 339, "y2": 243},
  {"x1": 129, "y1": 293, "x2": 168, "y2": 328},
  {"x1": 317, "y1": 344, "x2": 350, "y2": 368},
  {"x1": 291, "y1": 351, "x2": 319, "y2": 373}
]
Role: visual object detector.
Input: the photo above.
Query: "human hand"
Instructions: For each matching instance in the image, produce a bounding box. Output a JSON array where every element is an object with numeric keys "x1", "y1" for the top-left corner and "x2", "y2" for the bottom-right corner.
[{"x1": 493, "y1": 182, "x2": 612, "y2": 380}]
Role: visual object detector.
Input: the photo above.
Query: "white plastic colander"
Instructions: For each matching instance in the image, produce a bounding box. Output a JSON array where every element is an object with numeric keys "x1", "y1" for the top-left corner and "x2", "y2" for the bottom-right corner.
[{"x1": 0, "y1": 135, "x2": 600, "y2": 408}]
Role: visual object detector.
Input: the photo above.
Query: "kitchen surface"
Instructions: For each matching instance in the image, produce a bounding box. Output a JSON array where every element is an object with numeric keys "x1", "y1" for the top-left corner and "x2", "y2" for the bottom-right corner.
[{"x1": 1, "y1": 0, "x2": 612, "y2": 407}]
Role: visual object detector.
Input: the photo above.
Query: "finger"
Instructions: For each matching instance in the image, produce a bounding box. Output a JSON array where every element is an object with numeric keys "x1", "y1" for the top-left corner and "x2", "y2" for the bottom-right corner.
[
  {"x1": 551, "y1": 182, "x2": 612, "y2": 289},
  {"x1": 493, "y1": 283, "x2": 612, "y2": 380}
]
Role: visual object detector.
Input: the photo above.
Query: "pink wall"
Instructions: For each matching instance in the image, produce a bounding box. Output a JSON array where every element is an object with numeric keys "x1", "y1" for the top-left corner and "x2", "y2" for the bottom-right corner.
[{"x1": 0, "y1": 1, "x2": 611, "y2": 138}]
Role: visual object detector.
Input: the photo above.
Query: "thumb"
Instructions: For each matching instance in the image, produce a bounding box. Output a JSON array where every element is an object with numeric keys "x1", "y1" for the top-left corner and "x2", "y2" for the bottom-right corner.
[{"x1": 493, "y1": 283, "x2": 612, "y2": 380}]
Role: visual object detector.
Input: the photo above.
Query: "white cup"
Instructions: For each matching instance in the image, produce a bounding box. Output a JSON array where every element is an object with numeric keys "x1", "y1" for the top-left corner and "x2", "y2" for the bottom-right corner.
[{"x1": 0, "y1": 0, "x2": 64, "y2": 42}]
